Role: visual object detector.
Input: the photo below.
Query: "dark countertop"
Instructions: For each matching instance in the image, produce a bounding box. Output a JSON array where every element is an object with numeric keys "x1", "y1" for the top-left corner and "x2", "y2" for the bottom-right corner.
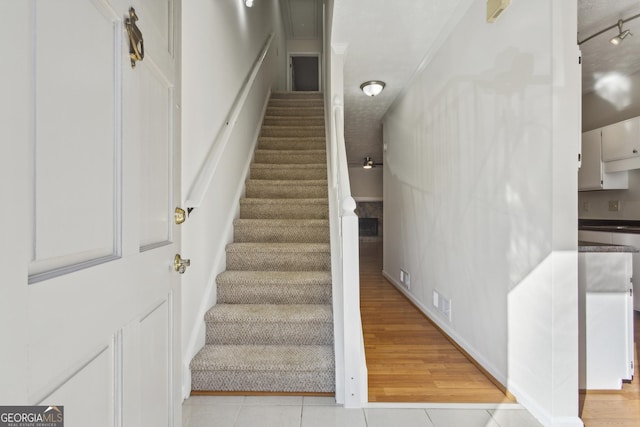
[
  {"x1": 578, "y1": 241, "x2": 639, "y2": 253},
  {"x1": 579, "y1": 219, "x2": 640, "y2": 234}
]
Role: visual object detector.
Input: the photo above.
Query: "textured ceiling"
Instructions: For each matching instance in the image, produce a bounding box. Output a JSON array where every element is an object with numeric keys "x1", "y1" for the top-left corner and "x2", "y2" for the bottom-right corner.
[
  {"x1": 579, "y1": 0, "x2": 640, "y2": 94},
  {"x1": 281, "y1": 0, "x2": 640, "y2": 166},
  {"x1": 331, "y1": 0, "x2": 469, "y2": 165}
]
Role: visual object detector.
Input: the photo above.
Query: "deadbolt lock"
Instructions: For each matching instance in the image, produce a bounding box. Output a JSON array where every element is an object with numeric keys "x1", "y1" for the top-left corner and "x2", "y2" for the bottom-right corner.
[{"x1": 175, "y1": 207, "x2": 186, "y2": 224}]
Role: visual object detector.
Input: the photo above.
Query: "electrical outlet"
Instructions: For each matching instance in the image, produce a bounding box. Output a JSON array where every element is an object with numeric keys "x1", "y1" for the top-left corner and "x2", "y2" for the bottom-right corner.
[
  {"x1": 400, "y1": 269, "x2": 410, "y2": 289},
  {"x1": 433, "y1": 290, "x2": 452, "y2": 322},
  {"x1": 608, "y1": 200, "x2": 620, "y2": 212},
  {"x1": 582, "y1": 201, "x2": 589, "y2": 212}
]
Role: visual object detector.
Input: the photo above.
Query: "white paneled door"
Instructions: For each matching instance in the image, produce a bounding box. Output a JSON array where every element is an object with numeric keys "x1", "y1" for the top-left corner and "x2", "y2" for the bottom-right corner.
[{"x1": 1, "y1": 1, "x2": 182, "y2": 426}]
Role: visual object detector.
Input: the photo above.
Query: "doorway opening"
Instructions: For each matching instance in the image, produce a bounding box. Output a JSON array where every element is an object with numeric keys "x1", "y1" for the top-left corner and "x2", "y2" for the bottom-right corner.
[{"x1": 289, "y1": 54, "x2": 321, "y2": 91}]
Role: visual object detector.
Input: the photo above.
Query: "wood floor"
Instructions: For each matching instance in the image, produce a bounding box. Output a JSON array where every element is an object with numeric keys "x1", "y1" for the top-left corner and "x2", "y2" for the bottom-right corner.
[
  {"x1": 360, "y1": 241, "x2": 640, "y2": 424},
  {"x1": 579, "y1": 311, "x2": 640, "y2": 427},
  {"x1": 359, "y1": 242, "x2": 514, "y2": 403}
]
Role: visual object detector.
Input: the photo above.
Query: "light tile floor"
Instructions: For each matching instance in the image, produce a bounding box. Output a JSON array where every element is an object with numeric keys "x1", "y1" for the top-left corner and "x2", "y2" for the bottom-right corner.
[{"x1": 182, "y1": 396, "x2": 544, "y2": 427}]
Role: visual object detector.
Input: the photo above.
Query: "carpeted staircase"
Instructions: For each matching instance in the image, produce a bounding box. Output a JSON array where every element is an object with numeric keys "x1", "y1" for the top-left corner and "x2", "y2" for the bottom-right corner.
[{"x1": 190, "y1": 91, "x2": 335, "y2": 393}]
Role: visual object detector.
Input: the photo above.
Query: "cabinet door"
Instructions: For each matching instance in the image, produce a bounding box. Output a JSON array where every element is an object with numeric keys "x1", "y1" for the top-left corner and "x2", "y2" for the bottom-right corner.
[
  {"x1": 602, "y1": 117, "x2": 640, "y2": 162},
  {"x1": 612, "y1": 233, "x2": 640, "y2": 312},
  {"x1": 579, "y1": 129, "x2": 603, "y2": 190}
]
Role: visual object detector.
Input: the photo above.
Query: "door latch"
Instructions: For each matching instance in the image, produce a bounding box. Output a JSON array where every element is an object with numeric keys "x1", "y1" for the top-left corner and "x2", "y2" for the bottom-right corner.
[{"x1": 174, "y1": 254, "x2": 191, "y2": 274}]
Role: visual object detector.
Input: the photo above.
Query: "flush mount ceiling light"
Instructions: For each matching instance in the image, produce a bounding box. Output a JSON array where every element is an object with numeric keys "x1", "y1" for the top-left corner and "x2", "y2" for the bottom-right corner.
[
  {"x1": 578, "y1": 13, "x2": 640, "y2": 46},
  {"x1": 360, "y1": 81, "x2": 386, "y2": 97},
  {"x1": 244, "y1": 0, "x2": 254, "y2": 7},
  {"x1": 610, "y1": 20, "x2": 632, "y2": 45}
]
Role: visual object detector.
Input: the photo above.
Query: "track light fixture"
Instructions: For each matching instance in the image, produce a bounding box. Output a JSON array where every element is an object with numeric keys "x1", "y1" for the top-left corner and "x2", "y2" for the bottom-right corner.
[
  {"x1": 244, "y1": 0, "x2": 254, "y2": 7},
  {"x1": 363, "y1": 157, "x2": 383, "y2": 169},
  {"x1": 578, "y1": 13, "x2": 640, "y2": 46},
  {"x1": 610, "y1": 19, "x2": 632, "y2": 45}
]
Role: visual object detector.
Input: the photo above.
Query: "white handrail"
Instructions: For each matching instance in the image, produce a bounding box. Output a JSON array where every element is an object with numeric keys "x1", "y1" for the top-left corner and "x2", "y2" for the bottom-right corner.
[{"x1": 185, "y1": 33, "x2": 275, "y2": 208}]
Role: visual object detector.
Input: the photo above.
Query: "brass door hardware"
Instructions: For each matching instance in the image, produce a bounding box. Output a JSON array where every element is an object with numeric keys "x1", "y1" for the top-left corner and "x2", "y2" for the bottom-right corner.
[
  {"x1": 175, "y1": 207, "x2": 186, "y2": 225},
  {"x1": 125, "y1": 8, "x2": 144, "y2": 68},
  {"x1": 174, "y1": 254, "x2": 191, "y2": 274}
]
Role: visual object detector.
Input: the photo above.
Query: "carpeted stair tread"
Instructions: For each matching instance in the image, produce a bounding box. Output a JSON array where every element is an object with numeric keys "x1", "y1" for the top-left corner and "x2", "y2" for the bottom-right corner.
[
  {"x1": 240, "y1": 198, "x2": 328, "y2": 219},
  {"x1": 233, "y1": 219, "x2": 329, "y2": 243},
  {"x1": 263, "y1": 116, "x2": 325, "y2": 127},
  {"x1": 217, "y1": 270, "x2": 332, "y2": 286},
  {"x1": 250, "y1": 163, "x2": 327, "y2": 180},
  {"x1": 267, "y1": 99, "x2": 324, "y2": 108},
  {"x1": 258, "y1": 136, "x2": 326, "y2": 151},
  {"x1": 191, "y1": 345, "x2": 334, "y2": 373},
  {"x1": 245, "y1": 179, "x2": 328, "y2": 199},
  {"x1": 270, "y1": 91, "x2": 323, "y2": 99},
  {"x1": 254, "y1": 149, "x2": 326, "y2": 164},
  {"x1": 266, "y1": 106, "x2": 324, "y2": 117},
  {"x1": 226, "y1": 243, "x2": 330, "y2": 271},
  {"x1": 260, "y1": 126, "x2": 325, "y2": 138},
  {"x1": 190, "y1": 344, "x2": 334, "y2": 392},
  {"x1": 216, "y1": 271, "x2": 331, "y2": 304},
  {"x1": 206, "y1": 303, "x2": 332, "y2": 323},
  {"x1": 226, "y1": 242, "x2": 330, "y2": 253},
  {"x1": 205, "y1": 304, "x2": 333, "y2": 345}
]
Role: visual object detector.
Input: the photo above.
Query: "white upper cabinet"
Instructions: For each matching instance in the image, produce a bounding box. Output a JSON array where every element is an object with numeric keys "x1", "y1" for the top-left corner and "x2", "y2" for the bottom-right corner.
[
  {"x1": 579, "y1": 129, "x2": 628, "y2": 191},
  {"x1": 602, "y1": 116, "x2": 640, "y2": 162}
]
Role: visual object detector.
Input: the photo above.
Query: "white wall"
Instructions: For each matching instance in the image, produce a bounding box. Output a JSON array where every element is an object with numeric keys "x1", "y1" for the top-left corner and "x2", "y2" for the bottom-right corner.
[
  {"x1": 288, "y1": 39, "x2": 322, "y2": 54},
  {"x1": 579, "y1": 69, "x2": 640, "y2": 220},
  {"x1": 180, "y1": 0, "x2": 286, "y2": 398},
  {"x1": 382, "y1": 0, "x2": 581, "y2": 425},
  {"x1": 348, "y1": 166, "x2": 383, "y2": 201}
]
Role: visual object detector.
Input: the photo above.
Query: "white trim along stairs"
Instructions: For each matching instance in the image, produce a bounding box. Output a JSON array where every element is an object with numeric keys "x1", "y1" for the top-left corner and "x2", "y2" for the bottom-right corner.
[{"x1": 190, "y1": 92, "x2": 335, "y2": 393}]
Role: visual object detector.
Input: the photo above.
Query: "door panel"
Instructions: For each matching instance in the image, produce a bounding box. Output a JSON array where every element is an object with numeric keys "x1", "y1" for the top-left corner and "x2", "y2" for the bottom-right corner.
[
  {"x1": 136, "y1": 63, "x2": 173, "y2": 249},
  {"x1": 30, "y1": 0, "x2": 120, "y2": 280},
  {"x1": 139, "y1": 299, "x2": 171, "y2": 427},
  {"x1": 39, "y1": 348, "x2": 112, "y2": 427}
]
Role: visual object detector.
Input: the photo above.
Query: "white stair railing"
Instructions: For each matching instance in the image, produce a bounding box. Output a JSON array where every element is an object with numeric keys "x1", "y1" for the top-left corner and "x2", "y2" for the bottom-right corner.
[{"x1": 328, "y1": 95, "x2": 368, "y2": 407}]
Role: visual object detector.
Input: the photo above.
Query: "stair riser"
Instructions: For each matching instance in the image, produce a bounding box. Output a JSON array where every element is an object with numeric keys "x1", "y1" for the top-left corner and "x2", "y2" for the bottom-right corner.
[
  {"x1": 268, "y1": 99, "x2": 324, "y2": 108},
  {"x1": 240, "y1": 202, "x2": 328, "y2": 219},
  {"x1": 258, "y1": 139, "x2": 326, "y2": 151},
  {"x1": 234, "y1": 225, "x2": 329, "y2": 243},
  {"x1": 250, "y1": 167, "x2": 327, "y2": 180},
  {"x1": 206, "y1": 322, "x2": 333, "y2": 345},
  {"x1": 270, "y1": 92, "x2": 323, "y2": 99},
  {"x1": 254, "y1": 152, "x2": 324, "y2": 164},
  {"x1": 191, "y1": 370, "x2": 334, "y2": 393},
  {"x1": 261, "y1": 127, "x2": 325, "y2": 138},
  {"x1": 226, "y1": 251, "x2": 330, "y2": 271},
  {"x1": 245, "y1": 184, "x2": 328, "y2": 199},
  {"x1": 266, "y1": 107, "x2": 324, "y2": 117},
  {"x1": 217, "y1": 283, "x2": 331, "y2": 304},
  {"x1": 262, "y1": 117, "x2": 325, "y2": 127}
]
